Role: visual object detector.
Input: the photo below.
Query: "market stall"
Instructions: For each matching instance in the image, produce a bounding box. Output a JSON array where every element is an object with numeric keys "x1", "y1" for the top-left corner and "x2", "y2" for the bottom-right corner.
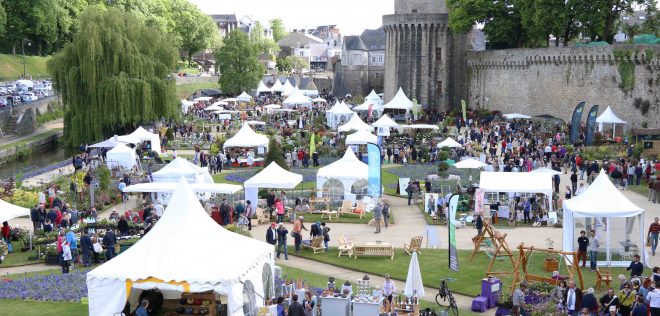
[
  {"x1": 282, "y1": 88, "x2": 312, "y2": 109},
  {"x1": 105, "y1": 143, "x2": 138, "y2": 171},
  {"x1": 382, "y1": 88, "x2": 412, "y2": 121},
  {"x1": 87, "y1": 180, "x2": 275, "y2": 316},
  {"x1": 270, "y1": 80, "x2": 284, "y2": 95},
  {"x1": 128, "y1": 126, "x2": 162, "y2": 154},
  {"x1": 326, "y1": 101, "x2": 354, "y2": 129},
  {"x1": 316, "y1": 147, "x2": 369, "y2": 202},
  {"x1": 477, "y1": 172, "x2": 554, "y2": 222},
  {"x1": 563, "y1": 170, "x2": 646, "y2": 267},
  {"x1": 596, "y1": 106, "x2": 627, "y2": 138},
  {"x1": 0, "y1": 198, "x2": 30, "y2": 224},
  {"x1": 503, "y1": 113, "x2": 531, "y2": 120},
  {"x1": 256, "y1": 81, "x2": 271, "y2": 95},
  {"x1": 338, "y1": 114, "x2": 372, "y2": 133},
  {"x1": 236, "y1": 91, "x2": 252, "y2": 102},
  {"x1": 152, "y1": 157, "x2": 214, "y2": 184},
  {"x1": 223, "y1": 123, "x2": 269, "y2": 162},
  {"x1": 123, "y1": 182, "x2": 243, "y2": 205},
  {"x1": 437, "y1": 137, "x2": 463, "y2": 148},
  {"x1": 345, "y1": 129, "x2": 377, "y2": 146},
  {"x1": 281, "y1": 80, "x2": 296, "y2": 97},
  {"x1": 243, "y1": 162, "x2": 302, "y2": 210}
]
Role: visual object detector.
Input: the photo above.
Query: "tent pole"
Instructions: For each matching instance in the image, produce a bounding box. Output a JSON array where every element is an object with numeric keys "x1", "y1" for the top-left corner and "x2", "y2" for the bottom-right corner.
[{"x1": 607, "y1": 217, "x2": 611, "y2": 266}]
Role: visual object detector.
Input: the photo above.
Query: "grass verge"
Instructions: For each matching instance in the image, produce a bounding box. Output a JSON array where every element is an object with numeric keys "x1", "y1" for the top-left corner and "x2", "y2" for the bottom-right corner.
[
  {"x1": 0, "y1": 128, "x2": 63, "y2": 151},
  {"x1": 175, "y1": 81, "x2": 220, "y2": 99},
  {"x1": 0, "y1": 54, "x2": 50, "y2": 81}
]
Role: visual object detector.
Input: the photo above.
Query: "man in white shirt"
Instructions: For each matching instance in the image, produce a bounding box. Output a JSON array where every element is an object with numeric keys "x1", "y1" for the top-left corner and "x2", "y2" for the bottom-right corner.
[
  {"x1": 563, "y1": 280, "x2": 583, "y2": 316},
  {"x1": 383, "y1": 274, "x2": 397, "y2": 308},
  {"x1": 645, "y1": 282, "x2": 660, "y2": 314}
]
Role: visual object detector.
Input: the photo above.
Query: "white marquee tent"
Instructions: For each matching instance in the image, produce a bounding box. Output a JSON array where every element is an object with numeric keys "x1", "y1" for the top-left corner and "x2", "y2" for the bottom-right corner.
[
  {"x1": 270, "y1": 80, "x2": 284, "y2": 94},
  {"x1": 89, "y1": 136, "x2": 122, "y2": 149},
  {"x1": 282, "y1": 89, "x2": 312, "y2": 108},
  {"x1": 243, "y1": 162, "x2": 302, "y2": 209},
  {"x1": 316, "y1": 147, "x2": 368, "y2": 202},
  {"x1": 256, "y1": 81, "x2": 271, "y2": 95},
  {"x1": 86, "y1": 180, "x2": 275, "y2": 316},
  {"x1": 0, "y1": 198, "x2": 30, "y2": 224},
  {"x1": 365, "y1": 89, "x2": 383, "y2": 106},
  {"x1": 596, "y1": 106, "x2": 627, "y2": 138},
  {"x1": 281, "y1": 80, "x2": 296, "y2": 97},
  {"x1": 123, "y1": 182, "x2": 242, "y2": 195},
  {"x1": 338, "y1": 114, "x2": 372, "y2": 133},
  {"x1": 399, "y1": 124, "x2": 439, "y2": 130},
  {"x1": 478, "y1": 171, "x2": 554, "y2": 212},
  {"x1": 204, "y1": 104, "x2": 224, "y2": 111},
  {"x1": 326, "y1": 101, "x2": 355, "y2": 129},
  {"x1": 152, "y1": 157, "x2": 214, "y2": 184},
  {"x1": 223, "y1": 123, "x2": 269, "y2": 151},
  {"x1": 345, "y1": 129, "x2": 377, "y2": 145},
  {"x1": 236, "y1": 91, "x2": 253, "y2": 102},
  {"x1": 563, "y1": 170, "x2": 646, "y2": 267},
  {"x1": 437, "y1": 137, "x2": 463, "y2": 148},
  {"x1": 128, "y1": 126, "x2": 162, "y2": 153},
  {"x1": 383, "y1": 88, "x2": 413, "y2": 111},
  {"x1": 106, "y1": 143, "x2": 137, "y2": 170},
  {"x1": 371, "y1": 114, "x2": 399, "y2": 129}
]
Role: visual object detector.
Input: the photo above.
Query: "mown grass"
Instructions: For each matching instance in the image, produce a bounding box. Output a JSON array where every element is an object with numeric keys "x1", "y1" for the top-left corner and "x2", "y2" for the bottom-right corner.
[
  {"x1": 175, "y1": 81, "x2": 219, "y2": 99},
  {"x1": 0, "y1": 53, "x2": 50, "y2": 81}
]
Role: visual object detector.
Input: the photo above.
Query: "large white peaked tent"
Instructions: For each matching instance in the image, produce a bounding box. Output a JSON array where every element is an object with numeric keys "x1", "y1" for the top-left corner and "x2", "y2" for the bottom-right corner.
[
  {"x1": 365, "y1": 89, "x2": 383, "y2": 106},
  {"x1": 106, "y1": 143, "x2": 137, "y2": 170},
  {"x1": 223, "y1": 123, "x2": 269, "y2": 151},
  {"x1": 563, "y1": 170, "x2": 646, "y2": 267},
  {"x1": 255, "y1": 81, "x2": 271, "y2": 95},
  {"x1": 152, "y1": 157, "x2": 214, "y2": 184},
  {"x1": 326, "y1": 101, "x2": 355, "y2": 129},
  {"x1": 437, "y1": 137, "x2": 463, "y2": 148},
  {"x1": 316, "y1": 147, "x2": 368, "y2": 202},
  {"x1": 371, "y1": 114, "x2": 399, "y2": 129},
  {"x1": 236, "y1": 91, "x2": 253, "y2": 102},
  {"x1": 345, "y1": 129, "x2": 378, "y2": 145},
  {"x1": 282, "y1": 88, "x2": 312, "y2": 108},
  {"x1": 128, "y1": 126, "x2": 162, "y2": 153},
  {"x1": 596, "y1": 106, "x2": 627, "y2": 138},
  {"x1": 243, "y1": 162, "x2": 303, "y2": 211},
  {"x1": 281, "y1": 80, "x2": 296, "y2": 97},
  {"x1": 86, "y1": 179, "x2": 275, "y2": 316},
  {"x1": 337, "y1": 113, "x2": 372, "y2": 133},
  {"x1": 383, "y1": 88, "x2": 413, "y2": 111},
  {"x1": 270, "y1": 80, "x2": 284, "y2": 94}
]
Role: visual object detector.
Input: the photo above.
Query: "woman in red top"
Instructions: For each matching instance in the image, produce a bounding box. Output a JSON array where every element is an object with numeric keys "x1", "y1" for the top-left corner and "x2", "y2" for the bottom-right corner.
[{"x1": 1, "y1": 221, "x2": 10, "y2": 243}]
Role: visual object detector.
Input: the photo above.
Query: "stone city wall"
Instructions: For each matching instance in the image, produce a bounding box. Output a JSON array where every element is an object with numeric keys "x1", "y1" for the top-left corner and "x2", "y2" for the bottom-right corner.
[
  {"x1": 175, "y1": 75, "x2": 218, "y2": 86},
  {"x1": 467, "y1": 45, "x2": 660, "y2": 128}
]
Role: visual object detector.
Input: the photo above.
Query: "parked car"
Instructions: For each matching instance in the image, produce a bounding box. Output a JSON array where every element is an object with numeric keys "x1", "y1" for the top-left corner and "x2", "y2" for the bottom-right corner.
[
  {"x1": 0, "y1": 98, "x2": 6, "y2": 108},
  {"x1": 20, "y1": 92, "x2": 38, "y2": 102},
  {"x1": 0, "y1": 87, "x2": 6, "y2": 95}
]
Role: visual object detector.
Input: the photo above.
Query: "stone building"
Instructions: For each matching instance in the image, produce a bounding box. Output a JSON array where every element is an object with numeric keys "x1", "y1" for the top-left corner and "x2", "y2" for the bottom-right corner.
[
  {"x1": 382, "y1": 0, "x2": 468, "y2": 111},
  {"x1": 332, "y1": 29, "x2": 386, "y2": 98}
]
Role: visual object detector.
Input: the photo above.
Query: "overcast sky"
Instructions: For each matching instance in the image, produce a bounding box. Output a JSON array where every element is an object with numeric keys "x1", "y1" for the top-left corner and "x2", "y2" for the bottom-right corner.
[{"x1": 187, "y1": 0, "x2": 395, "y2": 36}]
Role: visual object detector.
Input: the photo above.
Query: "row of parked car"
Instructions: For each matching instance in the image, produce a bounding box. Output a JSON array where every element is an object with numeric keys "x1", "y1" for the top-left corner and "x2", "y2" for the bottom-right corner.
[{"x1": 0, "y1": 79, "x2": 53, "y2": 108}]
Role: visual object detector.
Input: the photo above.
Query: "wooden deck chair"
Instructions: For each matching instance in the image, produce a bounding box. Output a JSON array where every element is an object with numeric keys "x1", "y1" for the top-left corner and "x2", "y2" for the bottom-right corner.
[
  {"x1": 337, "y1": 200, "x2": 353, "y2": 217},
  {"x1": 302, "y1": 236, "x2": 326, "y2": 254},
  {"x1": 255, "y1": 208, "x2": 270, "y2": 225},
  {"x1": 595, "y1": 268, "x2": 612, "y2": 291},
  {"x1": 404, "y1": 236, "x2": 424, "y2": 255},
  {"x1": 353, "y1": 201, "x2": 366, "y2": 219},
  {"x1": 338, "y1": 235, "x2": 355, "y2": 258}
]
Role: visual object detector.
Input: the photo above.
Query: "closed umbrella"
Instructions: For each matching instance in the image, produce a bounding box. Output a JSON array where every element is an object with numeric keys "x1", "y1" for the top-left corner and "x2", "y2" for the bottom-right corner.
[{"x1": 404, "y1": 251, "x2": 425, "y2": 298}]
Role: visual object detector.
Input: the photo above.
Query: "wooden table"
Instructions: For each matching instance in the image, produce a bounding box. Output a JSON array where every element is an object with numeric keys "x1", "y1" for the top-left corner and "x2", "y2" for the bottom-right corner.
[{"x1": 309, "y1": 197, "x2": 330, "y2": 212}]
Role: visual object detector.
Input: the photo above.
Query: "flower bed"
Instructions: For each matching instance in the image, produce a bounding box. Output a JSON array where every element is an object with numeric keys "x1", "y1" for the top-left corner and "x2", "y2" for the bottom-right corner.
[{"x1": 0, "y1": 269, "x2": 89, "y2": 301}]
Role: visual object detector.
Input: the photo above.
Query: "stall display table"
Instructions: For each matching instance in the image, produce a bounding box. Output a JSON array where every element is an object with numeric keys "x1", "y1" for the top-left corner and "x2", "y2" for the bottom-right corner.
[
  {"x1": 352, "y1": 297, "x2": 383, "y2": 316},
  {"x1": 481, "y1": 277, "x2": 500, "y2": 309},
  {"x1": 320, "y1": 296, "x2": 350, "y2": 316}
]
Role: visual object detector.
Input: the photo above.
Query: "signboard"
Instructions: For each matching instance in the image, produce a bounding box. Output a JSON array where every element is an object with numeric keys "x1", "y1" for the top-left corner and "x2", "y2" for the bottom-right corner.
[
  {"x1": 497, "y1": 206, "x2": 510, "y2": 219},
  {"x1": 448, "y1": 194, "x2": 460, "y2": 272},
  {"x1": 257, "y1": 147, "x2": 265, "y2": 155},
  {"x1": 367, "y1": 143, "x2": 381, "y2": 197},
  {"x1": 377, "y1": 127, "x2": 390, "y2": 137},
  {"x1": 474, "y1": 188, "x2": 485, "y2": 216},
  {"x1": 398, "y1": 178, "x2": 411, "y2": 196}
]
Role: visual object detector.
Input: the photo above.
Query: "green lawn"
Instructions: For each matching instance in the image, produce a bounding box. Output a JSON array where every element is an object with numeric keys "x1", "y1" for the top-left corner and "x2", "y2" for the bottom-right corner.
[
  {"x1": 1, "y1": 241, "x2": 44, "y2": 267},
  {"x1": 383, "y1": 170, "x2": 399, "y2": 196},
  {"x1": 292, "y1": 248, "x2": 626, "y2": 297},
  {"x1": 628, "y1": 183, "x2": 649, "y2": 197},
  {"x1": 0, "y1": 128, "x2": 63, "y2": 151},
  {"x1": 0, "y1": 300, "x2": 88, "y2": 315},
  {"x1": 175, "y1": 81, "x2": 219, "y2": 99},
  {"x1": 0, "y1": 53, "x2": 51, "y2": 81}
]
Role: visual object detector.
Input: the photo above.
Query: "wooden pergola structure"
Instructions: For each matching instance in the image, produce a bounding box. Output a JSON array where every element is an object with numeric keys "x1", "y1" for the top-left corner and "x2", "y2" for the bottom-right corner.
[{"x1": 510, "y1": 243, "x2": 584, "y2": 293}]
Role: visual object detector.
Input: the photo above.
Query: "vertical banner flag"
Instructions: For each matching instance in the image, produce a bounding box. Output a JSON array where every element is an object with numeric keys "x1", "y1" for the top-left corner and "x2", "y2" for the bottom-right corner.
[
  {"x1": 474, "y1": 188, "x2": 485, "y2": 216},
  {"x1": 412, "y1": 98, "x2": 419, "y2": 120},
  {"x1": 448, "y1": 194, "x2": 460, "y2": 272},
  {"x1": 570, "y1": 102, "x2": 585, "y2": 144},
  {"x1": 310, "y1": 133, "x2": 316, "y2": 155},
  {"x1": 367, "y1": 143, "x2": 381, "y2": 197},
  {"x1": 368, "y1": 104, "x2": 374, "y2": 121},
  {"x1": 461, "y1": 100, "x2": 467, "y2": 122},
  {"x1": 584, "y1": 105, "x2": 599, "y2": 146}
]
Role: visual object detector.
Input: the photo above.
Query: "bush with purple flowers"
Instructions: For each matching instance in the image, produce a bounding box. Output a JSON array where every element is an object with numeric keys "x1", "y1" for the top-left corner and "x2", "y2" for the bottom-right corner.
[{"x1": 0, "y1": 269, "x2": 89, "y2": 302}]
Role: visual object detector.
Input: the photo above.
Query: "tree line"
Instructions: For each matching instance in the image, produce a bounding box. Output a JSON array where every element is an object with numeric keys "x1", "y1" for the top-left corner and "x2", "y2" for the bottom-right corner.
[{"x1": 448, "y1": 0, "x2": 659, "y2": 48}]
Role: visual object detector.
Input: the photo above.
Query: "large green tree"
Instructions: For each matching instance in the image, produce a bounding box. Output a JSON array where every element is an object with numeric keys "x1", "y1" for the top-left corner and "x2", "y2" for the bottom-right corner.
[
  {"x1": 269, "y1": 19, "x2": 287, "y2": 42},
  {"x1": 0, "y1": 0, "x2": 6, "y2": 39},
  {"x1": 170, "y1": 0, "x2": 218, "y2": 66},
  {"x1": 215, "y1": 29, "x2": 264, "y2": 96},
  {"x1": 251, "y1": 21, "x2": 280, "y2": 56},
  {"x1": 48, "y1": 7, "x2": 179, "y2": 147}
]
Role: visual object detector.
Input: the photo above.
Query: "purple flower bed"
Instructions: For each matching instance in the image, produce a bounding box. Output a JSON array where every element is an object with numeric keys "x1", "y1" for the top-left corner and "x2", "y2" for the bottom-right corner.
[{"x1": 0, "y1": 269, "x2": 89, "y2": 301}]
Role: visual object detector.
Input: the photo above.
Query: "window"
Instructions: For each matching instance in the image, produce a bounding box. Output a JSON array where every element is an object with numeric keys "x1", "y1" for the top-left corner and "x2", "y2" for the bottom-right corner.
[
  {"x1": 242, "y1": 280, "x2": 257, "y2": 316},
  {"x1": 436, "y1": 47, "x2": 442, "y2": 62},
  {"x1": 300, "y1": 51, "x2": 304, "y2": 56},
  {"x1": 436, "y1": 81, "x2": 443, "y2": 96},
  {"x1": 371, "y1": 57, "x2": 376, "y2": 63},
  {"x1": 378, "y1": 56, "x2": 383, "y2": 63}
]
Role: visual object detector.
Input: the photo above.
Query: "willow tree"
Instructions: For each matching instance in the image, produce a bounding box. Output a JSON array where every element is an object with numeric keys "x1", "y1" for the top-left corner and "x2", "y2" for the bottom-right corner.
[{"x1": 48, "y1": 7, "x2": 178, "y2": 147}]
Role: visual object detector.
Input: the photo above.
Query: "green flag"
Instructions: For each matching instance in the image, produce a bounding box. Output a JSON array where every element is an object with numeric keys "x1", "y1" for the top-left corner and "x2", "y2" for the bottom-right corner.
[
  {"x1": 412, "y1": 98, "x2": 420, "y2": 119},
  {"x1": 310, "y1": 133, "x2": 316, "y2": 154}
]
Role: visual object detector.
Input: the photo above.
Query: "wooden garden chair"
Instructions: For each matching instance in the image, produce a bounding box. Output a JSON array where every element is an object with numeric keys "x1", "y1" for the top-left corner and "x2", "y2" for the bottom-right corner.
[
  {"x1": 595, "y1": 268, "x2": 612, "y2": 291},
  {"x1": 338, "y1": 235, "x2": 355, "y2": 258},
  {"x1": 255, "y1": 208, "x2": 270, "y2": 225},
  {"x1": 337, "y1": 200, "x2": 354, "y2": 217},
  {"x1": 353, "y1": 201, "x2": 366, "y2": 219},
  {"x1": 301, "y1": 236, "x2": 325, "y2": 254},
  {"x1": 404, "y1": 236, "x2": 424, "y2": 255}
]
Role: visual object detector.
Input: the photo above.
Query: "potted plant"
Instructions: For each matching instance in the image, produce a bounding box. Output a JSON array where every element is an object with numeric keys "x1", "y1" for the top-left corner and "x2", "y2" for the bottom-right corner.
[{"x1": 495, "y1": 290, "x2": 513, "y2": 316}]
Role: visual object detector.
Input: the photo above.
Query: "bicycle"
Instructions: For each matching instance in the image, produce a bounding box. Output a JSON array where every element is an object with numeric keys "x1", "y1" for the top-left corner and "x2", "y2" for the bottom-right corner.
[{"x1": 435, "y1": 278, "x2": 458, "y2": 316}]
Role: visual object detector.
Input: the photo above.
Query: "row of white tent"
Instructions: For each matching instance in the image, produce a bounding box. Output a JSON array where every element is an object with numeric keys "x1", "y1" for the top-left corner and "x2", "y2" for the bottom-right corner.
[{"x1": 256, "y1": 79, "x2": 319, "y2": 98}]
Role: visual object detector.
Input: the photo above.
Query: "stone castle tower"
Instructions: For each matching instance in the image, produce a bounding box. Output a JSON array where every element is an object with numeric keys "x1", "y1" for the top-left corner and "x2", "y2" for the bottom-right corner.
[{"x1": 383, "y1": 0, "x2": 467, "y2": 111}]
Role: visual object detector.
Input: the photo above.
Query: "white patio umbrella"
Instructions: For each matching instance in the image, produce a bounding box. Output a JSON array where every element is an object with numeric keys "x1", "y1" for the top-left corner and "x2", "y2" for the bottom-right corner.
[
  {"x1": 453, "y1": 158, "x2": 487, "y2": 169},
  {"x1": 404, "y1": 251, "x2": 425, "y2": 298},
  {"x1": 532, "y1": 167, "x2": 562, "y2": 175},
  {"x1": 437, "y1": 137, "x2": 463, "y2": 148}
]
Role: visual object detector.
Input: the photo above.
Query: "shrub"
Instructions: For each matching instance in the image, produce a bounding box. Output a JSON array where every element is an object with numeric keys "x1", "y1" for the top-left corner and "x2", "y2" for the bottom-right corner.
[
  {"x1": 438, "y1": 151, "x2": 449, "y2": 161},
  {"x1": 264, "y1": 138, "x2": 289, "y2": 170}
]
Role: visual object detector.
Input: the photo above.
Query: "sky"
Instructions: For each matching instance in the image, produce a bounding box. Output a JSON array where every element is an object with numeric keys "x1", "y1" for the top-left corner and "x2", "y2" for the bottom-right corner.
[{"x1": 187, "y1": 0, "x2": 395, "y2": 36}]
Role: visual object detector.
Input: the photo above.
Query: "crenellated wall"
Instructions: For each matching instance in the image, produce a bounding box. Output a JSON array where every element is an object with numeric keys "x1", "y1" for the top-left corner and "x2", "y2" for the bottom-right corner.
[{"x1": 467, "y1": 45, "x2": 660, "y2": 128}]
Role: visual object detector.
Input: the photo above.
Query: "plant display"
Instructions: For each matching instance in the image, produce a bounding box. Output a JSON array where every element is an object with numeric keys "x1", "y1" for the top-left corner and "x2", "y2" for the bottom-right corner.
[{"x1": 7, "y1": 189, "x2": 39, "y2": 208}]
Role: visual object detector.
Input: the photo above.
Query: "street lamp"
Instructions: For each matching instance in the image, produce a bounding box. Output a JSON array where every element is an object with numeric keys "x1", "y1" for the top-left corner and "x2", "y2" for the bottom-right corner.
[{"x1": 22, "y1": 39, "x2": 32, "y2": 79}]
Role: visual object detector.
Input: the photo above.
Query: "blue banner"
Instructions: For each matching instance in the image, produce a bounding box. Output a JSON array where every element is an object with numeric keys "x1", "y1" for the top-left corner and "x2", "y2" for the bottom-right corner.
[
  {"x1": 367, "y1": 143, "x2": 381, "y2": 197},
  {"x1": 585, "y1": 105, "x2": 599, "y2": 146},
  {"x1": 570, "y1": 102, "x2": 585, "y2": 144},
  {"x1": 448, "y1": 194, "x2": 460, "y2": 272}
]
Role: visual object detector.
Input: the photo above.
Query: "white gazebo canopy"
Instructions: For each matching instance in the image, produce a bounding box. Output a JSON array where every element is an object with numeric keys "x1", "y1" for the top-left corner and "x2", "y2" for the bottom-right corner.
[
  {"x1": 503, "y1": 113, "x2": 531, "y2": 119},
  {"x1": 152, "y1": 157, "x2": 214, "y2": 184},
  {"x1": 106, "y1": 143, "x2": 137, "y2": 170},
  {"x1": 86, "y1": 179, "x2": 274, "y2": 316},
  {"x1": 563, "y1": 170, "x2": 646, "y2": 267},
  {"x1": 256, "y1": 81, "x2": 271, "y2": 95},
  {"x1": 193, "y1": 96, "x2": 213, "y2": 102},
  {"x1": 531, "y1": 167, "x2": 562, "y2": 175},
  {"x1": 478, "y1": 171, "x2": 554, "y2": 213},
  {"x1": 128, "y1": 126, "x2": 161, "y2": 153},
  {"x1": 316, "y1": 147, "x2": 368, "y2": 202},
  {"x1": 345, "y1": 129, "x2": 377, "y2": 145},
  {"x1": 223, "y1": 123, "x2": 269, "y2": 150},
  {"x1": 326, "y1": 101, "x2": 355, "y2": 129},
  {"x1": 270, "y1": 80, "x2": 284, "y2": 93},
  {"x1": 236, "y1": 91, "x2": 252, "y2": 102},
  {"x1": 353, "y1": 101, "x2": 383, "y2": 113},
  {"x1": 246, "y1": 120, "x2": 266, "y2": 126},
  {"x1": 0, "y1": 198, "x2": 30, "y2": 224},
  {"x1": 371, "y1": 114, "x2": 400, "y2": 128},
  {"x1": 365, "y1": 89, "x2": 383, "y2": 106},
  {"x1": 338, "y1": 114, "x2": 372, "y2": 133},
  {"x1": 124, "y1": 182, "x2": 242, "y2": 195},
  {"x1": 453, "y1": 158, "x2": 487, "y2": 169},
  {"x1": 596, "y1": 106, "x2": 627, "y2": 137},
  {"x1": 312, "y1": 97, "x2": 327, "y2": 103},
  {"x1": 282, "y1": 88, "x2": 312, "y2": 108},
  {"x1": 244, "y1": 162, "x2": 303, "y2": 208},
  {"x1": 281, "y1": 80, "x2": 296, "y2": 97},
  {"x1": 437, "y1": 137, "x2": 463, "y2": 148},
  {"x1": 204, "y1": 104, "x2": 224, "y2": 111},
  {"x1": 89, "y1": 136, "x2": 122, "y2": 149},
  {"x1": 383, "y1": 88, "x2": 413, "y2": 111}
]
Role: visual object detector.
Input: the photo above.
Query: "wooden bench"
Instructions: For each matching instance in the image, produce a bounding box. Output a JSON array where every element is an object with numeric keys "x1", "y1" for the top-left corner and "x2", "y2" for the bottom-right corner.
[
  {"x1": 353, "y1": 244, "x2": 394, "y2": 260},
  {"x1": 301, "y1": 236, "x2": 325, "y2": 254},
  {"x1": 524, "y1": 274, "x2": 561, "y2": 286}
]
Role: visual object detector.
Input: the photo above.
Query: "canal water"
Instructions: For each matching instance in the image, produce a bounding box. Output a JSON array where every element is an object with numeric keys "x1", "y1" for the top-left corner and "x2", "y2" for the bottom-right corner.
[{"x1": 0, "y1": 146, "x2": 68, "y2": 180}]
